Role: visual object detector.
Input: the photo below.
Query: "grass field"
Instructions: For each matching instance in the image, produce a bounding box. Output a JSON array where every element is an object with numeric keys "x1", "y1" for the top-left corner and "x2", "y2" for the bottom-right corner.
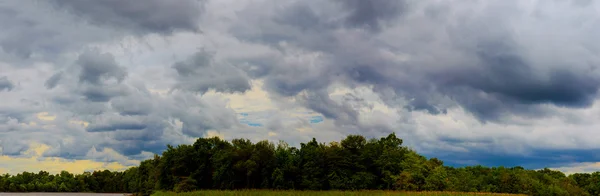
[{"x1": 151, "y1": 190, "x2": 527, "y2": 196}]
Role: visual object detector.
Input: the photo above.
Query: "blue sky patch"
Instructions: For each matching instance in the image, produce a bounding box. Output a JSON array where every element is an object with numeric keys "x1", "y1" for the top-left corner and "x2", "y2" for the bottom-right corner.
[
  {"x1": 247, "y1": 122, "x2": 263, "y2": 127},
  {"x1": 309, "y1": 116, "x2": 324, "y2": 124},
  {"x1": 239, "y1": 114, "x2": 263, "y2": 127}
]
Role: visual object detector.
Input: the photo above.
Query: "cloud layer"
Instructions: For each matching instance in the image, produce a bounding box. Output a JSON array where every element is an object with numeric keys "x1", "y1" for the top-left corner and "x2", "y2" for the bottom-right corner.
[{"x1": 1, "y1": 0, "x2": 600, "y2": 174}]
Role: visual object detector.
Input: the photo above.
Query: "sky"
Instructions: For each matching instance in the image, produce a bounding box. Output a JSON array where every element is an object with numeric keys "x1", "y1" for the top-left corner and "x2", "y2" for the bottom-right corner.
[{"x1": 1, "y1": 0, "x2": 600, "y2": 175}]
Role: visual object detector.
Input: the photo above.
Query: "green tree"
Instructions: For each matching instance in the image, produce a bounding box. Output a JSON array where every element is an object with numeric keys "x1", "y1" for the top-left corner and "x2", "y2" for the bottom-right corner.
[{"x1": 299, "y1": 138, "x2": 328, "y2": 190}]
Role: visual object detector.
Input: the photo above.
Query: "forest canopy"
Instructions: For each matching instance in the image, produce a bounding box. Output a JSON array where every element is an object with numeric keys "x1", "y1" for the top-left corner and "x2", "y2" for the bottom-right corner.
[{"x1": 0, "y1": 133, "x2": 599, "y2": 196}]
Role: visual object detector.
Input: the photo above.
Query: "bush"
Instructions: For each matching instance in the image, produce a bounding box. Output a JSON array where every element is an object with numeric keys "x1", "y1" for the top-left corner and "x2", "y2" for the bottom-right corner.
[{"x1": 174, "y1": 178, "x2": 198, "y2": 193}]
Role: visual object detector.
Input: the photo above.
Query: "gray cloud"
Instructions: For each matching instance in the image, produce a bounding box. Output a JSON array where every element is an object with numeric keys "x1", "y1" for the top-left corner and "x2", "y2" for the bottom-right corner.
[
  {"x1": 44, "y1": 72, "x2": 62, "y2": 89},
  {"x1": 49, "y1": 0, "x2": 206, "y2": 34},
  {"x1": 337, "y1": 0, "x2": 407, "y2": 31},
  {"x1": 296, "y1": 90, "x2": 359, "y2": 126},
  {"x1": 0, "y1": 117, "x2": 19, "y2": 133},
  {"x1": 0, "y1": 76, "x2": 14, "y2": 91},
  {"x1": 230, "y1": 0, "x2": 600, "y2": 122},
  {"x1": 0, "y1": 0, "x2": 232, "y2": 163},
  {"x1": 78, "y1": 84, "x2": 130, "y2": 102},
  {"x1": 409, "y1": 38, "x2": 600, "y2": 120},
  {"x1": 52, "y1": 97, "x2": 108, "y2": 116},
  {"x1": 172, "y1": 50, "x2": 251, "y2": 94},
  {"x1": 67, "y1": 50, "x2": 130, "y2": 103},
  {"x1": 86, "y1": 115, "x2": 148, "y2": 132},
  {"x1": 77, "y1": 50, "x2": 127, "y2": 85},
  {"x1": 0, "y1": 1, "x2": 124, "y2": 62},
  {"x1": 169, "y1": 93, "x2": 240, "y2": 137},
  {"x1": 110, "y1": 92, "x2": 154, "y2": 116},
  {"x1": 3, "y1": 0, "x2": 600, "y2": 173}
]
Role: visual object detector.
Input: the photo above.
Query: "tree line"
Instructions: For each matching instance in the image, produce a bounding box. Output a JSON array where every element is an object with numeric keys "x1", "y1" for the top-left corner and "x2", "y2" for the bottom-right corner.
[{"x1": 1, "y1": 133, "x2": 600, "y2": 196}]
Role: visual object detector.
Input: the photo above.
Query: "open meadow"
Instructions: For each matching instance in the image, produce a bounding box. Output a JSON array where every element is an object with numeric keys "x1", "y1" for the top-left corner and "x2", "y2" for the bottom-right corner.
[{"x1": 151, "y1": 190, "x2": 527, "y2": 196}]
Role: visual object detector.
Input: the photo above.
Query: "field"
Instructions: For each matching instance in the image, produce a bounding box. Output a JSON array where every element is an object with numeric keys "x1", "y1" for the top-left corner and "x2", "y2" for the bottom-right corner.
[{"x1": 151, "y1": 190, "x2": 527, "y2": 196}]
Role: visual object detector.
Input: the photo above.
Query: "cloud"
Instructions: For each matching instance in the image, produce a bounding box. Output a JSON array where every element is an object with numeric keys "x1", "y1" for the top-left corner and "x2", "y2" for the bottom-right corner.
[
  {"x1": 296, "y1": 89, "x2": 360, "y2": 126},
  {"x1": 49, "y1": 0, "x2": 206, "y2": 34},
  {"x1": 0, "y1": 1, "x2": 123, "y2": 61},
  {"x1": 46, "y1": 49, "x2": 131, "y2": 103},
  {"x1": 336, "y1": 0, "x2": 407, "y2": 31},
  {"x1": 229, "y1": 0, "x2": 600, "y2": 123},
  {"x1": 78, "y1": 84, "x2": 130, "y2": 102},
  {"x1": 171, "y1": 93, "x2": 241, "y2": 137},
  {"x1": 2, "y1": 0, "x2": 600, "y2": 174},
  {"x1": 172, "y1": 50, "x2": 251, "y2": 94},
  {"x1": 0, "y1": 76, "x2": 14, "y2": 91},
  {"x1": 86, "y1": 115, "x2": 148, "y2": 132},
  {"x1": 110, "y1": 90, "x2": 154, "y2": 116},
  {"x1": 0, "y1": 0, "x2": 225, "y2": 170},
  {"x1": 44, "y1": 72, "x2": 62, "y2": 89},
  {"x1": 77, "y1": 50, "x2": 127, "y2": 85}
]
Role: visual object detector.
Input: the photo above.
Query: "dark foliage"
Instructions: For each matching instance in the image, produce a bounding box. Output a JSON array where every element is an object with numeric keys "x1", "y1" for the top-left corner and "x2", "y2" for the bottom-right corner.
[{"x1": 0, "y1": 133, "x2": 598, "y2": 196}]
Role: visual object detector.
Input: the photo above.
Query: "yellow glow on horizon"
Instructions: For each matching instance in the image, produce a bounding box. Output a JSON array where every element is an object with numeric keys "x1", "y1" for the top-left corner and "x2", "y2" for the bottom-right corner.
[
  {"x1": 0, "y1": 143, "x2": 133, "y2": 175},
  {"x1": 550, "y1": 162, "x2": 600, "y2": 175}
]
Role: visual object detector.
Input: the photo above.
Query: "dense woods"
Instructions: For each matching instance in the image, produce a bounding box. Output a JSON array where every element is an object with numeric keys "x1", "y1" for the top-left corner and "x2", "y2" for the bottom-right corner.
[{"x1": 1, "y1": 133, "x2": 600, "y2": 195}]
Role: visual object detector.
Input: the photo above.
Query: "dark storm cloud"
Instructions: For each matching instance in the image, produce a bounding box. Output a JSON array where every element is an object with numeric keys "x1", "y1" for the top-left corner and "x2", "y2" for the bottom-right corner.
[
  {"x1": 274, "y1": 3, "x2": 326, "y2": 32},
  {"x1": 0, "y1": 1, "x2": 125, "y2": 62},
  {"x1": 425, "y1": 40, "x2": 600, "y2": 120},
  {"x1": 102, "y1": 140, "x2": 168, "y2": 156},
  {"x1": 0, "y1": 3, "x2": 55, "y2": 59},
  {"x1": 79, "y1": 85, "x2": 130, "y2": 102},
  {"x1": 172, "y1": 50, "x2": 251, "y2": 94},
  {"x1": 175, "y1": 104, "x2": 239, "y2": 138},
  {"x1": 113, "y1": 127, "x2": 163, "y2": 141},
  {"x1": 107, "y1": 83, "x2": 155, "y2": 116},
  {"x1": 49, "y1": 0, "x2": 206, "y2": 34},
  {"x1": 107, "y1": 119, "x2": 168, "y2": 156},
  {"x1": 435, "y1": 148, "x2": 600, "y2": 170},
  {"x1": 297, "y1": 90, "x2": 359, "y2": 125},
  {"x1": 2, "y1": 0, "x2": 600, "y2": 173},
  {"x1": 77, "y1": 50, "x2": 127, "y2": 85},
  {"x1": 231, "y1": 0, "x2": 600, "y2": 122},
  {"x1": 337, "y1": 0, "x2": 407, "y2": 31},
  {"x1": 44, "y1": 72, "x2": 62, "y2": 89},
  {"x1": 37, "y1": 62, "x2": 241, "y2": 158},
  {"x1": 111, "y1": 96, "x2": 153, "y2": 116},
  {"x1": 0, "y1": 76, "x2": 14, "y2": 91},
  {"x1": 86, "y1": 116, "x2": 147, "y2": 132},
  {"x1": 52, "y1": 98, "x2": 108, "y2": 116},
  {"x1": 0, "y1": 6, "x2": 27, "y2": 58},
  {"x1": 92, "y1": 91, "x2": 241, "y2": 156},
  {"x1": 68, "y1": 50, "x2": 130, "y2": 102}
]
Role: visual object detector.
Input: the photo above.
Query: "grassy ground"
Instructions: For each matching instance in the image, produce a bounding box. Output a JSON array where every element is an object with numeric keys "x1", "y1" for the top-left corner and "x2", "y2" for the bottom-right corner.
[{"x1": 151, "y1": 190, "x2": 527, "y2": 196}]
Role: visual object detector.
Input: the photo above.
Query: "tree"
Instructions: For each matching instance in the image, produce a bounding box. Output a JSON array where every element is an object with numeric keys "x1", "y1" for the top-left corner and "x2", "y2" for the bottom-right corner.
[
  {"x1": 299, "y1": 138, "x2": 328, "y2": 190},
  {"x1": 424, "y1": 166, "x2": 449, "y2": 191},
  {"x1": 0, "y1": 133, "x2": 594, "y2": 195}
]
